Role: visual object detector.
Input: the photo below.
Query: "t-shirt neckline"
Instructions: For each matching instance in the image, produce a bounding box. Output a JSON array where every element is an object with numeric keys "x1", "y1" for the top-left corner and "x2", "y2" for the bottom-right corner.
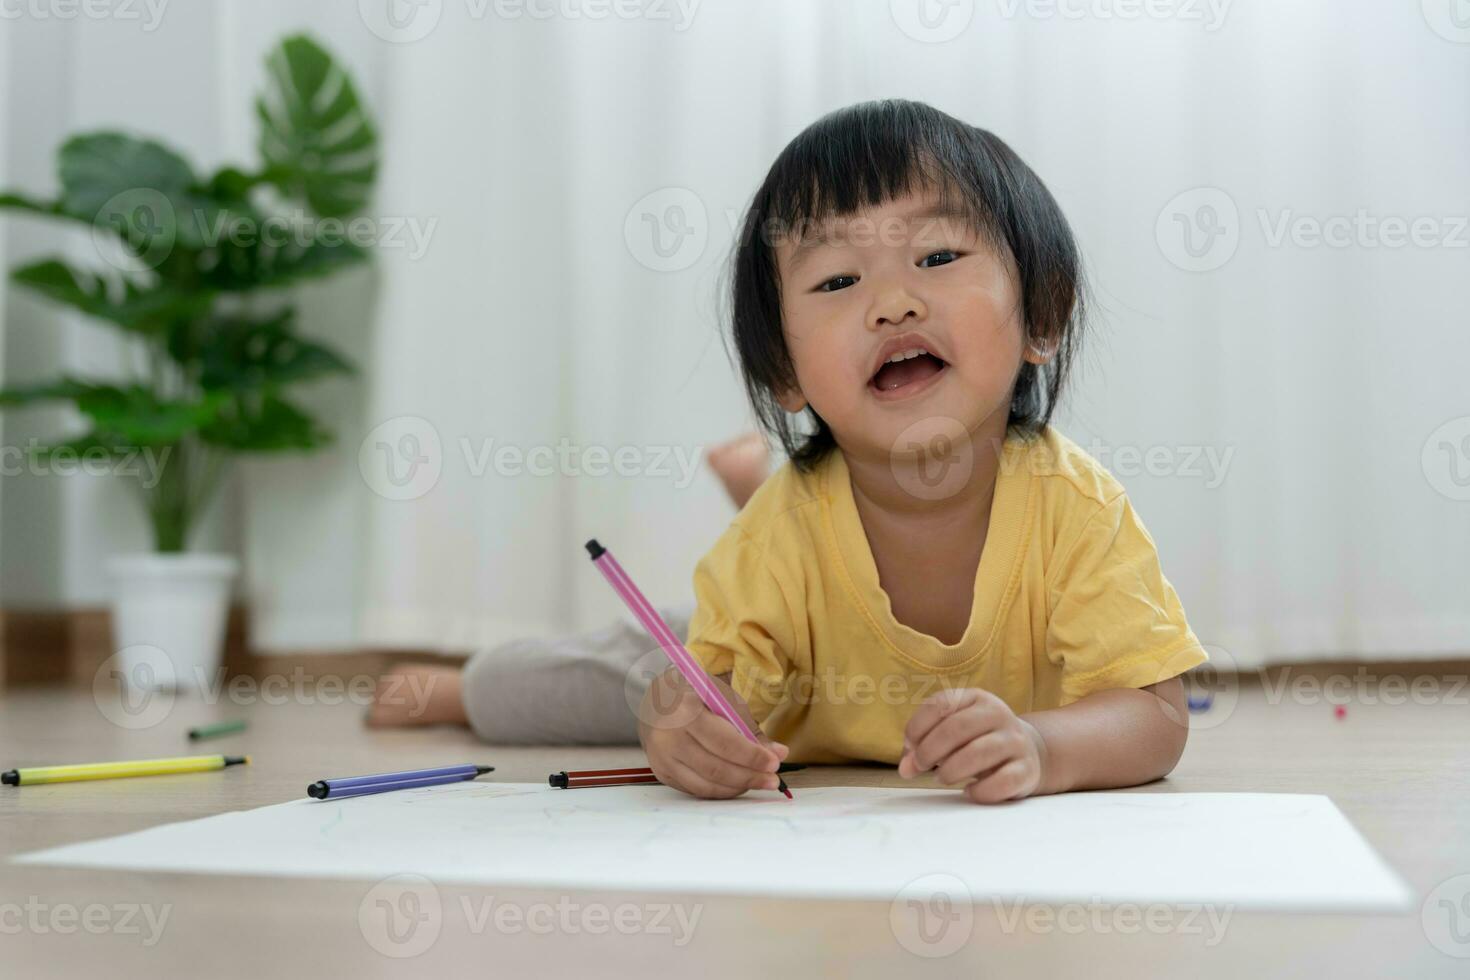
[{"x1": 819, "y1": 437, "x2": 1033, "y2": 672}]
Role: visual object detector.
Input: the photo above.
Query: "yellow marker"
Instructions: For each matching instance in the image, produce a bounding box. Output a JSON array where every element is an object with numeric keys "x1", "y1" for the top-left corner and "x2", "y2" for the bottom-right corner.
[{"x1": 2, "y1": 754, "x2": 250, "y2": 786}]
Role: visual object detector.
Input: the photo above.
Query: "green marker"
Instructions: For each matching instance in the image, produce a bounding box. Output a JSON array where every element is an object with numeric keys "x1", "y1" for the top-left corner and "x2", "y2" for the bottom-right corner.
[{"x1": 188, "y1": 719, "x2": 248, "y2": 741}]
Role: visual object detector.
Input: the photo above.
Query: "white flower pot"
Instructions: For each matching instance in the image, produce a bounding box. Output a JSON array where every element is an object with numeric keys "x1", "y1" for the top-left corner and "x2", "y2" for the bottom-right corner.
[{"x1": 107, "y1": 553, "x2": 240, "y2": 691}]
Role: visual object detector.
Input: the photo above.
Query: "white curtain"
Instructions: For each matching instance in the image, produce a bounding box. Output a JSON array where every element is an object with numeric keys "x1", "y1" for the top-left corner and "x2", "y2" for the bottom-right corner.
[{"x1": 4, "y1": 2, "x2": 1466, "y2": 667}]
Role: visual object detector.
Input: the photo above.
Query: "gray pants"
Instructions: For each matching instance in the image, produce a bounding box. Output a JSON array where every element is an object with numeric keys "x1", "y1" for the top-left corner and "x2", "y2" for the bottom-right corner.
[{"x1": 461, "y1": 604, "x2": 694, "y2": 745}]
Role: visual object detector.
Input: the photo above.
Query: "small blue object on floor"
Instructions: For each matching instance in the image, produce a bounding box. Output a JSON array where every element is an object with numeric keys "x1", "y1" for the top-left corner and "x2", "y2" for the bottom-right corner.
[{"x1": 1188, "y1": 693, "x2": 1214, "y2": 713}]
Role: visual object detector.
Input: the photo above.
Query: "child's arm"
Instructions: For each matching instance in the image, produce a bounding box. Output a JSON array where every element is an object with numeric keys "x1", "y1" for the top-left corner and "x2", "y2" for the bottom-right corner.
[
  {"x1": 897, "y1": 677, "x2": 1188, "y2": 803},
  {"x1": 639, "y1": 665, "x2": 790, "y2": 799}
]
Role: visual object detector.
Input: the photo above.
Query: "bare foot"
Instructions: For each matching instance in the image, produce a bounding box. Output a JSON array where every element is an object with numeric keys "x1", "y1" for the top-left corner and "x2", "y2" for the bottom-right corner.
[
  {"x1": 366, "y1": 663, "x2": 470, "y2": 727},
  {"x1": 707, "y1": 432, "x2": 770, "y2": 509}
]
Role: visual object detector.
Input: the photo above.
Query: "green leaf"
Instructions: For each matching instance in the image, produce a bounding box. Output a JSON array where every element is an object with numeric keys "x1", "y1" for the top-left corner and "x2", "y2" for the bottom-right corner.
[
  {"x1": 202, "y1": 393, "x2": 331, "y2": 451},
  {"x1": 0, "y1": 191, "x2": 63, "y2": 218},
  {"x1": 169, "y1": 309, "x2": 353, "y2": 390},
  {"x1": 0, "y1": 378, "x2": 225, "y2": 447},
  {"x1": 10, "y1": 259, "x2": 211, "y2": 334},
  {"x1": 204, "y1": 166, "x2": 265, "y2": 204},
  {"x1": 56, "y1": 132, "x2": 226, "y2": 253},
  {"x1": 198, "y1": 234, "x2": 369, "y2": 292},
  {"x1": 257, "y1": 34, "x2": 378, "y2": 218}
]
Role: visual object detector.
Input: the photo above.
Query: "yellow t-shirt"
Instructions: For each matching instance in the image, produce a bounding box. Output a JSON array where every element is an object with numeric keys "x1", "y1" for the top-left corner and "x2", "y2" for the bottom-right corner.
[{"x1": 686, "y1": 427, "x2": 1207, "y2": 765}]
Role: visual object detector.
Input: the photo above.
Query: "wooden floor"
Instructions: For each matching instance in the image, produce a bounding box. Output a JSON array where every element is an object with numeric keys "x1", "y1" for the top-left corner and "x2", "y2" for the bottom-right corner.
[{"x1": 3, "y1": 669, "x2": 1469, "y2": 978}]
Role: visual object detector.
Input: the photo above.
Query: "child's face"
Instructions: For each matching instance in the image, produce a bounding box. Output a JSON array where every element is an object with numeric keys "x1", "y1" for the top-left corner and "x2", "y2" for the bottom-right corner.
[{"x1": 774, "y1": 186, "x2": 1044, "y2": 461}]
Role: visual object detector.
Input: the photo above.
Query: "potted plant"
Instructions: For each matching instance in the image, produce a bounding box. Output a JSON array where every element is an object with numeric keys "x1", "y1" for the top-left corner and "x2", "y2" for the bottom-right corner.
[{"x1": 0, "y1": 35, "x2": 377, "y2": 688}]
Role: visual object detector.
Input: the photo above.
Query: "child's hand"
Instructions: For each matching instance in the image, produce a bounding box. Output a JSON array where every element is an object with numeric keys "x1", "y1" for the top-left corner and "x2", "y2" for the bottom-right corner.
[
  {"x1": 637, "y1": 666, "x2": 789, "y2": 799},
  {"x1": 898, "y1": 688, "x2": 1047, "y2": 804}
]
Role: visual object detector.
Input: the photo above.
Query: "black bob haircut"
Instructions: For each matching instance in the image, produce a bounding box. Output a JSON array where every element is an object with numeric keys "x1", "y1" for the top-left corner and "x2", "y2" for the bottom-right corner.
[{"x1": 726, "y1": 99, "x2": 1088, "y2": 472}]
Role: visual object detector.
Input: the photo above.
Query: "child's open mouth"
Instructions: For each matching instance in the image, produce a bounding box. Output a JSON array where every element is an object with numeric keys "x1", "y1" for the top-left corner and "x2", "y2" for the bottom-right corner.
[{"x1": 869, "y1": 347, "x2": 948, "y2": 400}]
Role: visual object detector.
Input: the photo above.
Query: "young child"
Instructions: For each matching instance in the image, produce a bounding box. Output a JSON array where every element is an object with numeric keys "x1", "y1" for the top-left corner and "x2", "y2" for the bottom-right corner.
[
  {"x1": 638, "y1": 99, "x2": 1205, "y2": 803},
  {"x1": 374, "y1": 100, "x2": 1205, "y2": 807}
]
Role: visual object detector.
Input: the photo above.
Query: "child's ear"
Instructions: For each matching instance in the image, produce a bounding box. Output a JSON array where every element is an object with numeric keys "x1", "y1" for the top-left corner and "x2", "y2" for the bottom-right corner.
[
  {"x1": 775, "y1": 385, "x2": 808, "y2": 414},
  {"x1": 1023, "y1": 334, "x2": 1057, "y2": 366}
]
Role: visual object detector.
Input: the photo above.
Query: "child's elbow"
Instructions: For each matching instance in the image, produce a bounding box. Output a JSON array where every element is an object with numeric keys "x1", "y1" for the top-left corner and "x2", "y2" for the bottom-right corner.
[{"x1": 1144, "y1": 677, "x2": 1190, "y2": 778}]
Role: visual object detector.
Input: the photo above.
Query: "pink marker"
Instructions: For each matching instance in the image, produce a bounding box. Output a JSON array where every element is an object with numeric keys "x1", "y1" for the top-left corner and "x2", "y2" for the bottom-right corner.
[{"x1": 585, "y1": 539, "x2": 791, "y2": 798}]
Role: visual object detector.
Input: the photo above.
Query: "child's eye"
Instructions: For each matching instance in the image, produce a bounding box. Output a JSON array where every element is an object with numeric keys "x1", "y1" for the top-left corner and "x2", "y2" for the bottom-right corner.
[
  {"x1": 817, "y1": 275, "x2": 858, "y2": 293},
  {"x1": 921, "y1": 250, "x2": 958, "y2": 268}
]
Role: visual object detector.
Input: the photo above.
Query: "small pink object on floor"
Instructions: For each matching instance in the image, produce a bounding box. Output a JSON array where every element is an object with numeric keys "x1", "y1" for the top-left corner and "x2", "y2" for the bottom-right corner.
[{"x1": 1334, "y1": 704, "x2": 1347, "y2": 719}]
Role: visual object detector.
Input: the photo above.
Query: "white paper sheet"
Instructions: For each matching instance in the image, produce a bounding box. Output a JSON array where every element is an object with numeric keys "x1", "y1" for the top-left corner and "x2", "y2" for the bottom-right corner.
[{"x1": 13, "y1": 785, "x2": 1412, "y2": 911}]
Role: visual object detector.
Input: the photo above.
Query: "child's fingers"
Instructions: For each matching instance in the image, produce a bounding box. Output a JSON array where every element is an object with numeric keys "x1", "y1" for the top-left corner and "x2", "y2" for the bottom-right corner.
[
  {"x1": 668, "y1": 743, "x2": 773, "y2": 797},
  {"x1": 663, "y1": 758, "x2": 748, "y2": 799},
  {"x1": 907, "y1": 703, "x2": 1005, "y2": 773},
  {"x1": 689, "y1": 711, "x2": 781, "y2": 772},
  {"x1": 963, "y1": 759, "x2": 1034, "y2": 805},
  {"x1": 902, "y1": 687, "x2": 986, "y2": 752},
  {"x1": 933, "y1": 730, "x2": 1020, "y2": 786},
  {"x1": 762, "y1": 738, "x2": 790, "y2": 760}
]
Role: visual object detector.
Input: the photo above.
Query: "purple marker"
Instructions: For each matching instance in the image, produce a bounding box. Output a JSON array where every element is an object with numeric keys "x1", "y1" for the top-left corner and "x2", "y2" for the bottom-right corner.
[{"x1": 306, "y1": 764, "x2": 494, "y2": 800}]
